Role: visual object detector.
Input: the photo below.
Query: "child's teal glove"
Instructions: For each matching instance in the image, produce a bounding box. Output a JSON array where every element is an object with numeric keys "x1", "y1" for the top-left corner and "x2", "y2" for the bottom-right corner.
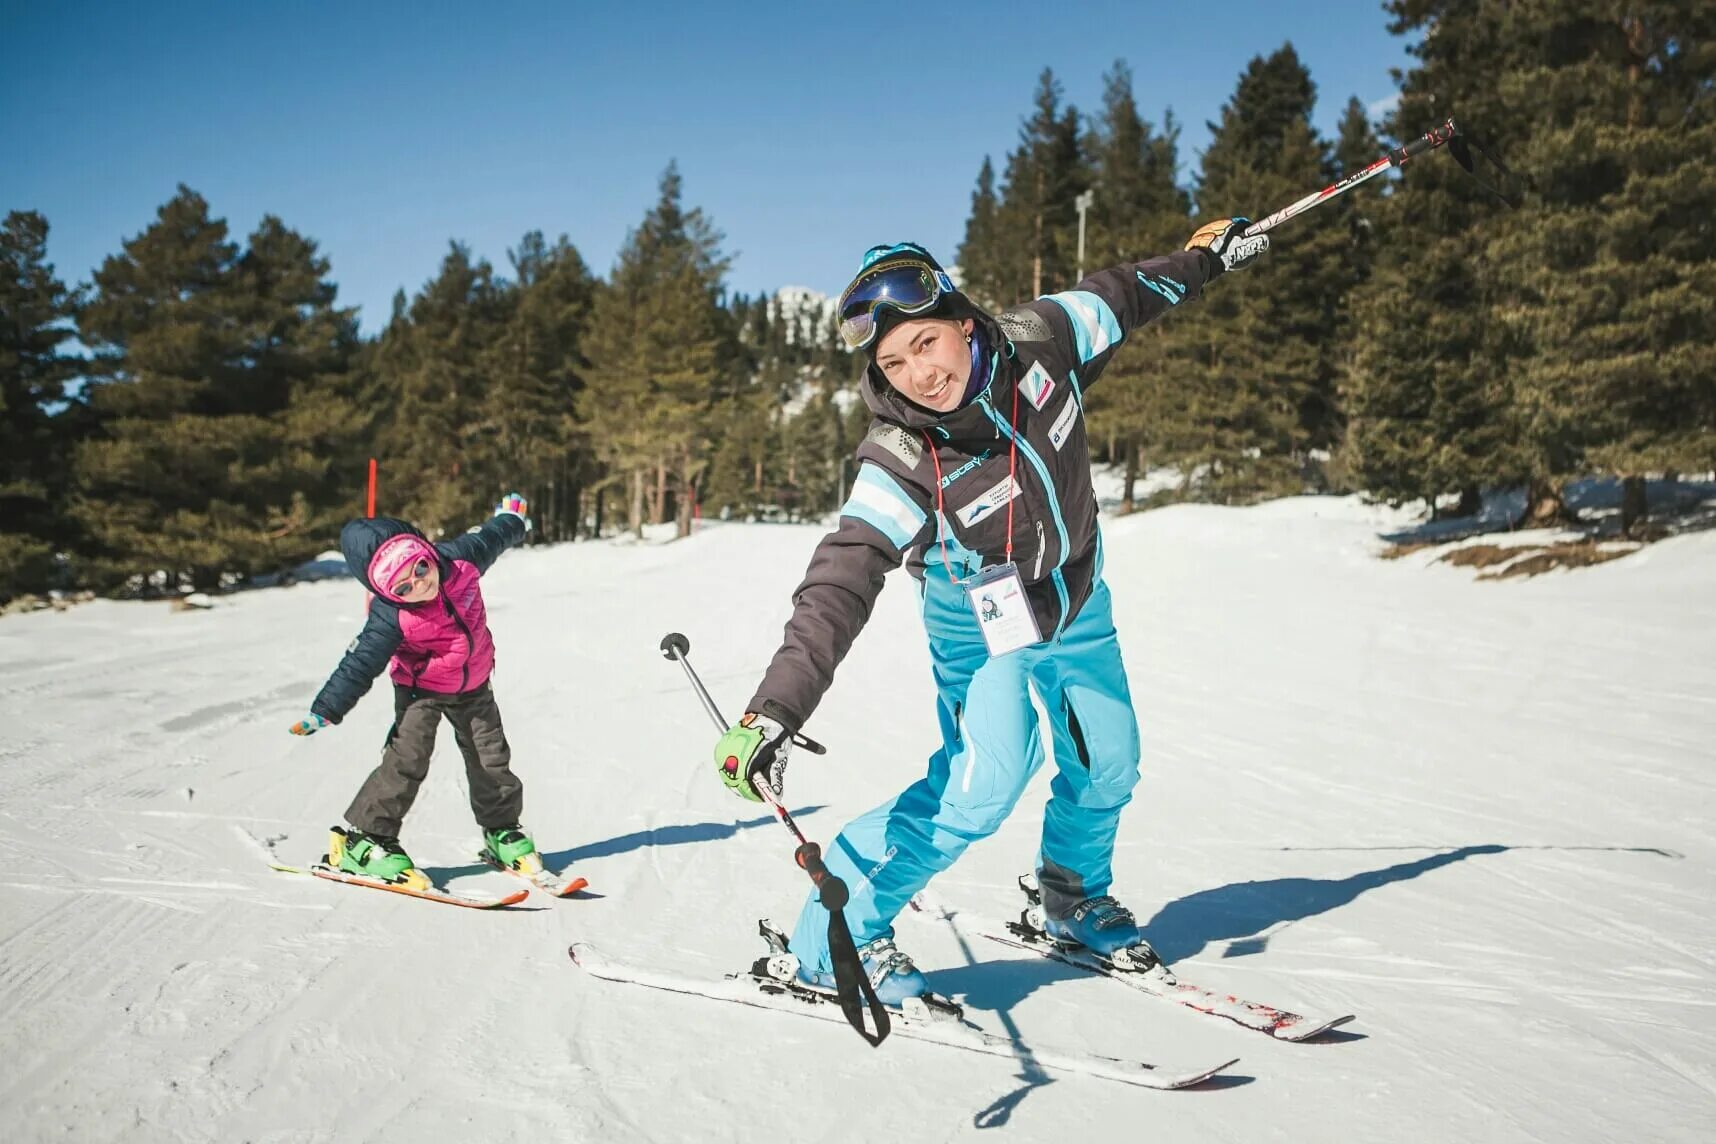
[{"x1": 288, "y1": 714, "x2": 330, "y2": 737}]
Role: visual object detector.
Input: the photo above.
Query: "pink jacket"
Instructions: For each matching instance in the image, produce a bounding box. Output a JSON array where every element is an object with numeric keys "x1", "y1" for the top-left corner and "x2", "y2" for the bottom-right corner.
[
  {"x1": 310, "y1": 514, "x2": 527, "y2": 724},
  {"x1": 388, "y1": 557, "x2": 497, "y2": 693}
]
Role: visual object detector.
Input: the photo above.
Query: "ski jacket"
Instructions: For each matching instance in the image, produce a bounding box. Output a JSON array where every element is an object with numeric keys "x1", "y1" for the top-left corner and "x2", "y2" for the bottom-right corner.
[
  {"x1": 310, "y1": 513, "x2": 527, "y2": 724},
  {"x1": 748, "y1": 250, "x2": 1213, "y2": 730}
]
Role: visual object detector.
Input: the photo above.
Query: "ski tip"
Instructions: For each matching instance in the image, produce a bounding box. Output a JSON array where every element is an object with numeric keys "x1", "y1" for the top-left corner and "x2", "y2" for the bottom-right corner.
[
  {"x1": 554, "y1": 877, "x2": 591, "y2": 897},
  {"x1": 569, "y1": 943, "x2": 621, "y2": 977},
  {"x1": 1181, "y1": 1057, "x2": 1243, "y2": 1087},
  {"x1": 1275, "y1": 1013, "x2": 1357, "y2": 1042},
  {"x1": 306, "y1": 863, "x2": 531, "y2": 908}
]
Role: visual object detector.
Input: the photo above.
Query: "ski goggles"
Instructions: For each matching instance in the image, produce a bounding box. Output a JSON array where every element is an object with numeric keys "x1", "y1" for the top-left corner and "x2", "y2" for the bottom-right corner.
[{"x1": 837, "y1": 260, "x2": 957, "y2": 351}]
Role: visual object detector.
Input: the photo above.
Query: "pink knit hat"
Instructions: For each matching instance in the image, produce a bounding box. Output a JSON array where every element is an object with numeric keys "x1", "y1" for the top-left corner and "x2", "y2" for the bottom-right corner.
[{"x1": 368, "y1": 534, "x2": 437, "y2": 595}]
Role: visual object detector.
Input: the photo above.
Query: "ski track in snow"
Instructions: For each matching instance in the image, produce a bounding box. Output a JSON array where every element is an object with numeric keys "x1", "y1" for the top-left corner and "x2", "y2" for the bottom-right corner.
[{"x1": 1, "y1": 499, "x2": 1713, "y2": 1142}]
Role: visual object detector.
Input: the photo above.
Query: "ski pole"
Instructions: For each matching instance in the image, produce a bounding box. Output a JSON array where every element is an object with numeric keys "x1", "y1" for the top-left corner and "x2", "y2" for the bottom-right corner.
[
  {"x1": 1244, "y1": 116, "x2": 1518, "y2": 239},
  {"x1": 658, "y1": 632, "x2": 890, "y2": 1046},
  {"x1": 659, "y1": 632, "x2": 827, "y2": 758}
]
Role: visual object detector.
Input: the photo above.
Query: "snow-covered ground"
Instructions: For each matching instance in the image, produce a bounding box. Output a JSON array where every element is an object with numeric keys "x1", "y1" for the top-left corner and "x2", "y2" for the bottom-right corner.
[{"x1": 2, "y1": 497, "x2": 1713, "y2": 1142}]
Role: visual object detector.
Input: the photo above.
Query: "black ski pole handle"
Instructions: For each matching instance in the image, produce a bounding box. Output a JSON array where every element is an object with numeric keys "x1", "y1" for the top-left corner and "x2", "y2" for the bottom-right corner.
[
  {"x1": 793, "y1": 842, "x2": 850, "y2": 910},
  {"x1": 1388, "y1": 117, "x2": 1459, "y2": 167}
]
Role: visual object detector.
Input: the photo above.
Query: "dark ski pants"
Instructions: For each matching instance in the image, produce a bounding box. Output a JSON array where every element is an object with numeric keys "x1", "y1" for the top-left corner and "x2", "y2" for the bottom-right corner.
[{"x1": 344, "y1": 681, "x2": 523, "y2": 838}]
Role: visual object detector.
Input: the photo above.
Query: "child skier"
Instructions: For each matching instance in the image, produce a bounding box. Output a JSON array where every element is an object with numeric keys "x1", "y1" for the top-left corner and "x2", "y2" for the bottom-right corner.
[{"x1": 288, "y1": 493, "x2": 539, "y2": 890}]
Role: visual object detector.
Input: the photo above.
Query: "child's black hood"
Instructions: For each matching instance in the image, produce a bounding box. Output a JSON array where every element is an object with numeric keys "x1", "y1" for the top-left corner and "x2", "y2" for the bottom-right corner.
[{"x1": 339, "y1": 517, "x2": 437, "y2": 598}]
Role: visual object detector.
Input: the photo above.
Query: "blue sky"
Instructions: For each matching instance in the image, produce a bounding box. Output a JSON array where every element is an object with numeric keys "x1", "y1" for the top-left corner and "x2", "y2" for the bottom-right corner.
[{"x1": 4, "y1": 0, "x2": 1410, "y2": 333}]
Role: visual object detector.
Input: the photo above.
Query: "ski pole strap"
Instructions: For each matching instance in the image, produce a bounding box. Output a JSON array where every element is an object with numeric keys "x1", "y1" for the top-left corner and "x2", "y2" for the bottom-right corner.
[
  {"x1": 827, "y1": 906, "x2": 891, "y2": 1047},
  {"x1": 796, "y1": 842, "x2": 891, "y2": 1046}
]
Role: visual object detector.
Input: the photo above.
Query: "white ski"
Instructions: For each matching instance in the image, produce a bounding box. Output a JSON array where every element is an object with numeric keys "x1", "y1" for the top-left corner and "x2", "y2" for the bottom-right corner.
[{"x1": 568, "y1": 942, "x2": 1237, "y2": 1091}]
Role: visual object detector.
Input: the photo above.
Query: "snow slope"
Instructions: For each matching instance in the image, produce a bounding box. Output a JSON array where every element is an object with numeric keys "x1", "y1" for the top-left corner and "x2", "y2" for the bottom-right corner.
[{"x1": 2, "y1": 497, "x2": 1712, "y2": 1142}]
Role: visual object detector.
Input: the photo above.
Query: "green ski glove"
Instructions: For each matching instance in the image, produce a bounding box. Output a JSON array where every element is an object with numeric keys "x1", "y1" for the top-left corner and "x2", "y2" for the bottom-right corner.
[{"x1": 714, "y1": 712, "x2": 791, "y2": 802}]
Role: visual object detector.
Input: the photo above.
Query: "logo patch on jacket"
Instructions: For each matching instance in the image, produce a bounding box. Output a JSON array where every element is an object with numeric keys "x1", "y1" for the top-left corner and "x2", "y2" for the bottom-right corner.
[
  {"x1": 957, "y1": 475, "x2": 1022, "y2": 526},
  {"x1": 1019, "y1": 362, "x2": 1055, "y2": 410},
  {"x1": 1049, "y1": 394, "x2": 1080, "y2": 451},
  {"x1": 939, "y1": 449, "x2": 992, "y2": 489}
]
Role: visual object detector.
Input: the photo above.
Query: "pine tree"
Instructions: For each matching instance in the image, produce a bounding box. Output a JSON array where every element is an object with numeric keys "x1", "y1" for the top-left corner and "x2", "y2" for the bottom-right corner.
[
  {"x1": 371, "y1": 242, "x2": 507, "y2": 533},
  {"x1": 956, "y1": 157, "x2": 1006, "y2": 310},
  {"x1": 474, "y1": 231, "x2": 596, "y2": 540},
  {"x1": 1076, "y1": 62, "x2": 1194, "y2": 510},
  {"x1": 1184, "y1": 45, "x2": 1350, "y2": 500},
  {"x1": 238, "y1": 215, "x2": 368, "y2": 547},
  {"x1": 983, "y1": 70, "x2": 1092, "y2": 306},
  {"x1": 701, "y1": 290, "x2": 775, "y2": 519},
  {"x1": 1492, "y1": 2, "x2": 1716, "y2": 532},
  {"x1": 1323, "y1": 96, "x2": 1388, "y2": 490},
  {"x1": 74, "y1": 188, "x2": 359, "y2": 591},
  {"x1": 0, "y1": 211, "x2": 84, "y2": 600},
  {"x1": 1344, "y1": 2, "x2": 1526, "y2": 516},
  {"x1": 579, "y1": 163, "x2": 731, "y2": 538}
]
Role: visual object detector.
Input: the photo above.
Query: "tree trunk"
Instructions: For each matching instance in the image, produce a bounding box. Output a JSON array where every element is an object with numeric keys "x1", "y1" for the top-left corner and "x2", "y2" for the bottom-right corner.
[
  {"x1": 676, "y1": 481, "x2": 694, "y2": 539},
  {"x1": 592, "y1": 485, "x2": 605, "y2": 539},
  {"x1": 652, "y1": 461, "x2": 667, "y2": 526},
  {"x1": 629, "y1": 468, "x2": 644, "y2": 539},
  {"x1": 1620, "y1": 474, "x2": 1648, "y2": 537},
  {"x1": 1122, "y1": 446, "x2": 1138, "y2": 514},
  {"x1": 1518, "y1": 477, "x2": 1571, "y2": 528},
  {"x1": 543, "y1": 474, "x2": 555, "y2": 544},
  {"x1": 1032, "y1": 182, "x2": 1044, "y2": 299},
  {"x1": 1453, "y1": 484, "x2": 1482, "y2": 519}
]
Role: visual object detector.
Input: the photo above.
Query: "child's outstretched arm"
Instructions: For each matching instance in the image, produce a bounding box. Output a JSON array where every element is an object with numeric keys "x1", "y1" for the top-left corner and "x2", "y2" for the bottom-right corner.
[
  {"x1": 438, "y1": 492, "x2": 531, "y2": 575},
  {"x1": 290, "y1": 605, "x2": 405, "y2": 734}
]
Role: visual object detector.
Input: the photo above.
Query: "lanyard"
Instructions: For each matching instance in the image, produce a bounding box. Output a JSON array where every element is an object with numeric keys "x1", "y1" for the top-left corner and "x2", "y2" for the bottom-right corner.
[{"x1": 922, "y1": 376, "x2": 1020, "y2": 584}]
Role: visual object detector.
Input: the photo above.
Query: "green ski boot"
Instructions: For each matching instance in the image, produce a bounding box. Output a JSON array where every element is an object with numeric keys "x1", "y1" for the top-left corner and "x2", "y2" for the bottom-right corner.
[
  {"x1": 329, "y1": 827, "x2": 430, "y2": 891},
  {"x1": 482, "y1": 825, "x2": 542, "y2": 875}
]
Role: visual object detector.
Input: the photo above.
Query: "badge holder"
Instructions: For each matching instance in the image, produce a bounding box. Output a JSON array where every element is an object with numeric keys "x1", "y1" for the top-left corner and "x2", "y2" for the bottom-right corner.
[{"x1": 964, "y1": 563, "x2": 1041, "y2": 657}]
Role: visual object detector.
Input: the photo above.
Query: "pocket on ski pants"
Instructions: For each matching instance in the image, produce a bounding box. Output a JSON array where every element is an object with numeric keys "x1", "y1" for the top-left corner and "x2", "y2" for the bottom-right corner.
[{"x1": 1058, "y1": 683, "x2": 1140, "y2": 809}]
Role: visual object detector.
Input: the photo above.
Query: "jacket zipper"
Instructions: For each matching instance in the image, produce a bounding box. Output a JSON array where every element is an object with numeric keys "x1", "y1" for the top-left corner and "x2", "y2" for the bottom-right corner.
[
  {"x1": 980, "y1": 393, "x2": 1071, "y2": 639},
  {"x1": 1033, "y1": 520, "x2": 1045, "y2": 580},
  {"x1": 444, "y1": 592, "x2": 474, "y2": 691}
]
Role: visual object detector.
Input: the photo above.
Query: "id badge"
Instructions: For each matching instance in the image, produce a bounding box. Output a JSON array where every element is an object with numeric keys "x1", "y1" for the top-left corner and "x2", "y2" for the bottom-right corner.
[{"x1": 964, "y1": 562, "x2": 1042, "y2": 657}]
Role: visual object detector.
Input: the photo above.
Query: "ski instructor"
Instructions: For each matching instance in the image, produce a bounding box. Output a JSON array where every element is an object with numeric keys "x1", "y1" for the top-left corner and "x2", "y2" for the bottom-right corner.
[{"x1": 713, "y1": 222, "x2": 1268, "y2": 1003}]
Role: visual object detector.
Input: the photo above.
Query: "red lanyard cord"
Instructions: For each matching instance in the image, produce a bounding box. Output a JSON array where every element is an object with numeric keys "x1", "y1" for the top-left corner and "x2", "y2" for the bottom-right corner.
[{"x1": 922, "y1": 379, "x2": 1019, "y2": 584}]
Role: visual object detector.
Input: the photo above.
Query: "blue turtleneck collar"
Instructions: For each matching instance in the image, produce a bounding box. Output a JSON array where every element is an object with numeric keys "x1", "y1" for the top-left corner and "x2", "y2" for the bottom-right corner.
[{"x1": 958, "y1": 325, "x2": 995, "y2": 409}]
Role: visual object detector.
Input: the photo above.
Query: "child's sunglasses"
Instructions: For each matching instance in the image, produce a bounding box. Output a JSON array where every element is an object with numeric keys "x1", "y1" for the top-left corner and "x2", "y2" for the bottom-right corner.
[{"x1": 391, "y1": 558, "x2": 432, "y2": 598}]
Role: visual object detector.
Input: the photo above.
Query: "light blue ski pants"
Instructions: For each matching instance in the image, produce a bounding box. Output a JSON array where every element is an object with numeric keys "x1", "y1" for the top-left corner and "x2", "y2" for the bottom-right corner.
[{"x1": 789, "y1": 576, "x2": 1142, "y2": 972}]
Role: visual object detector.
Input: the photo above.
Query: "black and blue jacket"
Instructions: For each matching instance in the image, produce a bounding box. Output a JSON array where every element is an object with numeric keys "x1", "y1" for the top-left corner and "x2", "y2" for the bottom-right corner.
[{"x1": 748, "y1": 250, "x2": 1214, "y2": 729}]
